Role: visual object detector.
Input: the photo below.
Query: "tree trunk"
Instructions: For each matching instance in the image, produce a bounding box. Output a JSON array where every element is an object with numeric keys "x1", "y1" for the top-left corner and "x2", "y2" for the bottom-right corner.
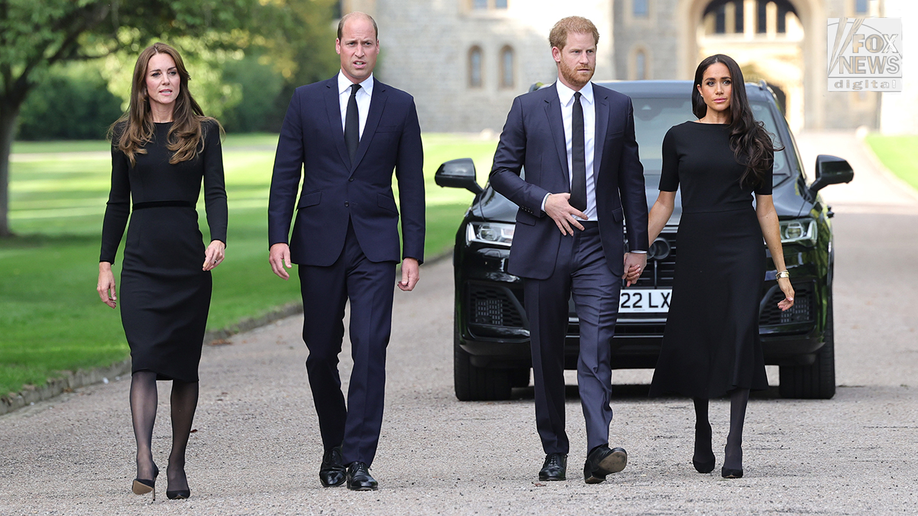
[{"x1": 0, "y1": 101, "x2": 19, "y2": 238}]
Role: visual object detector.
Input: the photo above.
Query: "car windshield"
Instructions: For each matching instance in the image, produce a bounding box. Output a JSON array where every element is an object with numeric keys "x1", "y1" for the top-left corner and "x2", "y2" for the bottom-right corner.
[{"x1": 631, "y1": 97, "x2": 789, "y2": 184}]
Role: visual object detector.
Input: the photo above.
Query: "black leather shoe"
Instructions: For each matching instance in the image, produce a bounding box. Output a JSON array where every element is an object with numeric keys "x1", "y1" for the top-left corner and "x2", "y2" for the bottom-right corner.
[
  {"x1": 319, "y1": 447, "x2": 347, "y2": 487},
  {"x1": 166, "y1": 488, "x2": 191, "y2": 500},
  {"x1": 583, "y1": 445, "x2": 627, "y2": 484},
  {"x1": 538, "y1": 453, "x2": 567, "y2": 481},
  {"x1": 346, "y1": 462, "x2": 378, "y2": 491}
]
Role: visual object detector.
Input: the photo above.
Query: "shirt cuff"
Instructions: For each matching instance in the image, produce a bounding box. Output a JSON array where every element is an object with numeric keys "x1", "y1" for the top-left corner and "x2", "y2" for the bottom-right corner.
[
  {"x1": 541, "y1": 193, "x2": 551, "y2": 212},
  {"x1": 630, "y1": 250, "x2": 647, "y2": 253}
]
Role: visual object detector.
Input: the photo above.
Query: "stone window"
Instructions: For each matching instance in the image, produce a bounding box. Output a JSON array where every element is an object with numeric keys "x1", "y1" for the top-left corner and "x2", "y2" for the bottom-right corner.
[
  {"x1": 469, "y1": 46, "x2": 483, "y2": 88},
  {"x1": 471, "y1": 0, "x2": 508, "y2": 9},
  {"x1": 633, "y1": 0, "x2": 649, "y2": 17},
  {"x1": 500, "y1": 46, "x2": 515, "y2": 88},
  {"x1": 854, "y1": 0, "x2": 868, "y2": 14},
  {"x1": 635, "y1": 50, "x2": 647, "y2": 80}
]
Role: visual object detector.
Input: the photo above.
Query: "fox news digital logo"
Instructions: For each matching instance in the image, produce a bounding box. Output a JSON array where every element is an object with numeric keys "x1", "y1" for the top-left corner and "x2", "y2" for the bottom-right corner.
[{"x1": 827, "y1": 17, "x2": 902, "y2": 92}]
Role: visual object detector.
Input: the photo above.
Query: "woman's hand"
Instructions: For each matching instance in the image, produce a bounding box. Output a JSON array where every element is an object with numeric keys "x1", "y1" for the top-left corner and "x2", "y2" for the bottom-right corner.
[
  {"x1": 97, "y1": 262, "x2": 118, "y2": 309},
  {"x1": 203, "y1": 240, "x2": 226, "y2": 271},
  {"x1": 777, "y1": 277, "x2": 795, "y2": 311}
]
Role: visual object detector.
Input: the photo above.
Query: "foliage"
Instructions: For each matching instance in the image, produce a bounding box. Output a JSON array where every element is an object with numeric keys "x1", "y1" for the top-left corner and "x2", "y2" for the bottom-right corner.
[{"x1": 16, "y1": 62, "x2": 123, "y2": 140}]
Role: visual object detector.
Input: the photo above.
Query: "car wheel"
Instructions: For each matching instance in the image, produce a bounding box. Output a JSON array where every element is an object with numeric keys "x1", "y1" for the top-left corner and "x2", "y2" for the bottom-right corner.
[
  {"x1": 778, "y1": 295, "x2": 837, "y2": 399},
  {"x1": 453, "y1": 328, "x2": 512, "y2": 401}
]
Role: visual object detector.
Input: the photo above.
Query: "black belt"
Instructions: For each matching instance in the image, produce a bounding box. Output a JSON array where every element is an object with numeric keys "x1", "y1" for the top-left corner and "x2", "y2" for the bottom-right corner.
[{"x1": 132, "y1": 200, "x2": 195, "y2": 210}]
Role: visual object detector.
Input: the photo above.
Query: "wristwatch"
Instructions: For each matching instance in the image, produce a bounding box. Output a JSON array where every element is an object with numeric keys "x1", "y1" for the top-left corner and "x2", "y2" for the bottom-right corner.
[{"x1": 776, "y1": 270, "x2": 790, "y2": 279}]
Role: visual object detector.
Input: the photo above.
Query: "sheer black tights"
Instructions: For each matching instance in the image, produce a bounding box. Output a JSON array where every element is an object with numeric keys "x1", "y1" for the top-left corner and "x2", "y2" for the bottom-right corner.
[
  {"x1": 129, "y1": 371, "x2": 199, "y2": 490},
  {"x1": 692, "y1": 388, "x2": 750, "y2": 471}
]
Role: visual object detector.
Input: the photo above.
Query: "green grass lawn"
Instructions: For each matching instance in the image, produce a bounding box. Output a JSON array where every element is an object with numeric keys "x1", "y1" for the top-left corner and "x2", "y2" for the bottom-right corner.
[
  {"x1": 0, "y1": 133, "x2": 498, "y2": 396},
  {"x1": 865, "y1": 134, "x2": 918, "y2": 191}
]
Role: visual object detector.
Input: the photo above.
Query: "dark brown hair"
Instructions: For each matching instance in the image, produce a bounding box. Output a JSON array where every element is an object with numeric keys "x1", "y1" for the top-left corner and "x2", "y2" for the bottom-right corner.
[
  {"x1": 691, "y1": 54, "x2": 778, "y2": 189},
  {"x1": 109, "y1": 42, "x2": 222, "y2": 166}
]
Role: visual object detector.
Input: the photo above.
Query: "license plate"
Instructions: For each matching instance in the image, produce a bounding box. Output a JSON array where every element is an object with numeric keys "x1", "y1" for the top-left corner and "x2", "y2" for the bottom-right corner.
[{"x1": 620, "y1": 289, "x2": 671, "y2": 313}]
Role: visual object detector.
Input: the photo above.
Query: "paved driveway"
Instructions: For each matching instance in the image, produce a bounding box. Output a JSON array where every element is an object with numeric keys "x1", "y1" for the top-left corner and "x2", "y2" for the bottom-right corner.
[{"x1": 1, "y1": 132, "x2": 916, "y2": 515}]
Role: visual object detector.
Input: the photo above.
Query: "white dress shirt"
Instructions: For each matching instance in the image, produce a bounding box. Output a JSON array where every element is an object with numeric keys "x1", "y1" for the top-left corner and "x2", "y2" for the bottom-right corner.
[
  {"x1": 337, "y1": 71, "x2": 373, "y2": 140},
  {"x1": 545, "y1": 81, "x2": 597, "y2": 221}
]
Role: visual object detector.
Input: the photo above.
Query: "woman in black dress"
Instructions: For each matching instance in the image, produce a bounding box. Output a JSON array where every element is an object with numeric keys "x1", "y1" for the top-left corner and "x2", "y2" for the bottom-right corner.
[
  {"x1": 642, "y1": 54, "x2": 794, "y2": 478},
  {"x1": 96, "y1": 42, "x2": 226, "y2": 500}
]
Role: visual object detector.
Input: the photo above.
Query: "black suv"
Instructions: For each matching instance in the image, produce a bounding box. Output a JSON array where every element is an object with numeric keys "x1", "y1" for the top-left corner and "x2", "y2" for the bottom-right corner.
[{"x1": 435, "y1": 81, "x2": 853, "y2": 401}]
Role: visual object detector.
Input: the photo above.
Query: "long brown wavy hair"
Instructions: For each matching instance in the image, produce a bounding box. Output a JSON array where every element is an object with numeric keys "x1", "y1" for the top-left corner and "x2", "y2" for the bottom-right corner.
[
  {"x1": 691, "y1": 54, "x2": 778, "y2": 189},
  {"x1": 109, "y1": 42, "x2": 222, "y2": 166}
]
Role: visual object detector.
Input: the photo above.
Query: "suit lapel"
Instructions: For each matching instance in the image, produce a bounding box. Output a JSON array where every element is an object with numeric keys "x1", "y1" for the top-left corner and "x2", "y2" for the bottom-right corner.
[
  {"x1": 351, "y1": 81, "x2": 388, "y2": 170},
  {"x1": 324, "y1": 79, "x2": 350, "y2": 166},
  {"x1": 593, "y1": 84, "x2": 609, "y2": 175},
  {"x1": 543, "y1": 86, "x2": 569, "y2": 185}
]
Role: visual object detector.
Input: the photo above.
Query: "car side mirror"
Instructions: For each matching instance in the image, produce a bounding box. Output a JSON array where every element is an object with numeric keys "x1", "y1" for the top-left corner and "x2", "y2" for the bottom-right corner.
[
  {"x1": 809, "y1": 154, "x2": 854, "y2": 195},
  {"x1": 435, "y1": 158, "x2": 483, "y2": 195}
]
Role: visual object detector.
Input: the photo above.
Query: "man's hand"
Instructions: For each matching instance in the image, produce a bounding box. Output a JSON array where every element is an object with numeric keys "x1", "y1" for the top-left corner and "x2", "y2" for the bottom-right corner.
[
  {"x1": 544, "y1": 193, "x2": 587, "y2": 235},
  {"x1": 397, "y1": 258, "x2": 420, "y2": 291},
  {"x1": 269, "y1": 243, "x2": 292, "y2": 280},
  {"x1": 623, "y1": 252, "x2": 647, "y2": 287}
]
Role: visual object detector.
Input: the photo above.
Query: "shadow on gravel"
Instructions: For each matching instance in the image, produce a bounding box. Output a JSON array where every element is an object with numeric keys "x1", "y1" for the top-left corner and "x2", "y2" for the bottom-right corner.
[{"x1": 503, "y1": 384, "x2": 784, "y2": 402}]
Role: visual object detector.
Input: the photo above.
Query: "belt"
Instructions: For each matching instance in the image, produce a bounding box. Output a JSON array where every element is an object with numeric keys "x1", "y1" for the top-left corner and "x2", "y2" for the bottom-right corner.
[{"x1": 132, "y1": 200, "x2": 195, "y2": 210}]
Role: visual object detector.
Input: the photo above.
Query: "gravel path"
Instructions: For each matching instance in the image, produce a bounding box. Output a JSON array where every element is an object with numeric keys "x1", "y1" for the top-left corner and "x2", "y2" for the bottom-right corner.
[{"x1": 1, "y1": 131, "x2": 916, "y2": 515}]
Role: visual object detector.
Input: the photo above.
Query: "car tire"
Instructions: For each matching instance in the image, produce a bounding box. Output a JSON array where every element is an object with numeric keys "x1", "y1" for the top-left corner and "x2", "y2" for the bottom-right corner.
[
  {"x1": 454, "y1": 329, "x2": 512, "y2": 401},
  {"x1": 778, "y1": 296, "x2": 837, "y2": 399}
]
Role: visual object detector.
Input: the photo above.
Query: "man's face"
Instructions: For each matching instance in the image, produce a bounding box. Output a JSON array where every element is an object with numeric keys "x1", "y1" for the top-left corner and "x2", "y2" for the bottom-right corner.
[
  {"x1": 552, "y1": 31, "x2": 596, "y2": 90},
  {"x1": 336, "y1": 16, "x2": 379, "y2": 83}
]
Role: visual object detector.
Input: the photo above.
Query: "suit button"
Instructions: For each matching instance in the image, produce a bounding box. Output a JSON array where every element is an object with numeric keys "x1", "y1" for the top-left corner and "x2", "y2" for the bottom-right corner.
[
  {"x1": 349, "y1": 178, "x2": 354, "y2": 182},
  {"x1": 345, "y1": 202, "x2": 349, "y2": 207}
]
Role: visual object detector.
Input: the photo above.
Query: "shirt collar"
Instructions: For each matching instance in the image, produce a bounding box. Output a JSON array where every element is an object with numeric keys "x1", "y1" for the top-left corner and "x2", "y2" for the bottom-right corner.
[
  {"x1": 556, "y1": 80, "x2": 594, "y2": 106},
  {"x1": 338, "y1": 71, "x2": 374, "y2": 96}
]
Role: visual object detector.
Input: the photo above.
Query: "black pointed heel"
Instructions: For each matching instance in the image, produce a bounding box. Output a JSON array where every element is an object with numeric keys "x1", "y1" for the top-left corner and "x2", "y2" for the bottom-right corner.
[
  {"x1": 721, "y1": 467, "x2": 743, "y2": 479},
  {"x1": 132, "y1": 465, "x2": 159, "y2": 500},
  {"x1": 166, "y1": 488, "x2": 191, "y2": 500}
]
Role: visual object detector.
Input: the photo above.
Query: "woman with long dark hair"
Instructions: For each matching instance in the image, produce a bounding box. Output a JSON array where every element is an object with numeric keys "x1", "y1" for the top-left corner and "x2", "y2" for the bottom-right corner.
[
  {"x1": 643, "y1": 54, "x2": 794, "y2": 478},
  {"x1": 96, "y1": 42, "x2": 226, "y2": 500}
]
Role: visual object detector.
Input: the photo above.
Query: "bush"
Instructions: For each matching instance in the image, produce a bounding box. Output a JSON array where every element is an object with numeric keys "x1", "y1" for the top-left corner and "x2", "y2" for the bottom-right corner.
[{"x1": 17, "y1": 63, "x2": 123, "y2": 141}]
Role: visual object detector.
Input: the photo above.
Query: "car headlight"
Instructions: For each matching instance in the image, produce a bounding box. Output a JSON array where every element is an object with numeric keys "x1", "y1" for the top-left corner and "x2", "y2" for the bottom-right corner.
[
  {"x1": 780, "y1": 219, "x2": 817, "y2": 245},
  {"x1": 466, "y1": 222, "x2": 514, "y2": 247}
]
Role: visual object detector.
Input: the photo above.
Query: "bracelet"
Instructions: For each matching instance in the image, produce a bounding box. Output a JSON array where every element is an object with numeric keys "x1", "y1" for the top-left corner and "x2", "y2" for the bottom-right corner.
[{"x1": 776, "y1": 270, "x2": 789, "y2": 279}]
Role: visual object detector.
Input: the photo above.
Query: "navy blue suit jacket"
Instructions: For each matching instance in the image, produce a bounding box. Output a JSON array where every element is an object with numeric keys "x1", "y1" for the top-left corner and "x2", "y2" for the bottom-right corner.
[
  {"x1": 268, "y1": 76, "x2": 425, "y2": 266},
  {"x1": 489, "y1": 83, "x2": 648, "y2": 279}
]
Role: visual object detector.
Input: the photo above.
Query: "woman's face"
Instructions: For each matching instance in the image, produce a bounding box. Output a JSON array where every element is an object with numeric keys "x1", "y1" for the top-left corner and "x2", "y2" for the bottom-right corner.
[
  {"x1": 144, "y1": 53, "x2": 180, "y2": 112},
  {"x1": 696, "y1": 62, "x2": 732, "y2": 116}
]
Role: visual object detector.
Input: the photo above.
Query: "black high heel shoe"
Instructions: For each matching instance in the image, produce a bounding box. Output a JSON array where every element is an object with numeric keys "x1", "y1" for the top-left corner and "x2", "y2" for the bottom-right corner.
[
  {"x1": 166, "y1": 488, "x2": 191, "y2": 500},
  {"x1": 693, "y1": 457, "x2": 715, "y2": 474},
  {"x1": 132, "y1": 464, "x2": 159, "y2": 500},
  {"x1": 721, "y1": 466, "x2": 743, "y2": 479}
]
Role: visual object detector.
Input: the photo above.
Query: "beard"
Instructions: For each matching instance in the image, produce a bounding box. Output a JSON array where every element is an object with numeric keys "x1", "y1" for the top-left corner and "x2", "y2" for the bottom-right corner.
[{"x1": 558, "y1": 58, "x2": 594, "y2": 89}]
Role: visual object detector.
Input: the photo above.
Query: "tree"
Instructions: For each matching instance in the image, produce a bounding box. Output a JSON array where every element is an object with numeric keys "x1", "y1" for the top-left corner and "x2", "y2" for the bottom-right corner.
[{"x1": 0, "y1": 0, "x2": 256, "y2": 237}]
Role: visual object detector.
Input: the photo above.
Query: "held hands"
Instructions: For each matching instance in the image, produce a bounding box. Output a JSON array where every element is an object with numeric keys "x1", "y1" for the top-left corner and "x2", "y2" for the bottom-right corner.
[
  {"x1": 398, "y1": 257, "x2": 420, "y2": 292},
  {"x1": 623, "y1": 253, "x2": 647, "y2": 287},
  {"x1": 777, "y1": 277, "x2": 795, "y2": 311},
  {"x1": 203, "y1": 240, "x2": 226, "y2": 271},
  {"x1": 269, "y1": 243, "x2": 292, "y2": 280},
  {"x1": 97, "y1": 262, "x2": 118, "y2": 309},
  {"x1": 545, "y1": 193, "x2": 587, "y2": 236}
]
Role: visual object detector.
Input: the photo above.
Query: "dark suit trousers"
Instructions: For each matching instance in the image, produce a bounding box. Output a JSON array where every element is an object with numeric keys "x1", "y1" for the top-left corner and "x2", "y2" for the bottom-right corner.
[
  {"x1": 523, "y1": 223, "x2": 621, "y2": 455},
  {"x1": 298, "y1": 220, "x2": 396, "y2": 467}
]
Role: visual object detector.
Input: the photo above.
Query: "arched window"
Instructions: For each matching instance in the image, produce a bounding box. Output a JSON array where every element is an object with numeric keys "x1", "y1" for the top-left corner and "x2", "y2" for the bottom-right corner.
[
  {"x1": 469, "y1": 46, "x2": 483, "y2": 88},
  {"x1": 855, "y1": 0, "x2": 869, "y2": 14},
  {"x1": 635, "y1": 50, "x2": 647, "y2": 80},
  {"x1": 500, "y1": 46, "x2": 515, "y2": 89},
  {"x1": 633, "y1": 0, "x2": 649, "y2": 17}
]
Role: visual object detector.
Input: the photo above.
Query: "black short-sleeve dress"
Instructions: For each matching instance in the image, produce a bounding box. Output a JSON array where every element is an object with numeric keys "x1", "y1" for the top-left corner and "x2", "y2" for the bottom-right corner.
[
  {"x1": 648, "y1": 121, "x2": 771, "y2": 399},
  {"x1": 100, "y1": 120, "x2": 227, "y2": 382}
]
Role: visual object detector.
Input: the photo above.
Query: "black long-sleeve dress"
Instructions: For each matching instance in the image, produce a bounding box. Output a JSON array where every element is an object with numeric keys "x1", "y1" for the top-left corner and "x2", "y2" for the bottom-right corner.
[
  {"x1": 100, "y1": 120, "x2": 227, "y2": 382},
  {"x1": 649, "y1": 121, "x2": 770, "y2": 399}
]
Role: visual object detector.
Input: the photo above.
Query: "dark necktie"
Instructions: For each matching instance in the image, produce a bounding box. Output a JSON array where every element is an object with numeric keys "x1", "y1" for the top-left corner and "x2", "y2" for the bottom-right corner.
[
  {"x1": 345, "y1": 83, "x2": 361, "y2": 162},
  {"x1": 570, "y1": 91, "x2": 587, "y2": 212}
]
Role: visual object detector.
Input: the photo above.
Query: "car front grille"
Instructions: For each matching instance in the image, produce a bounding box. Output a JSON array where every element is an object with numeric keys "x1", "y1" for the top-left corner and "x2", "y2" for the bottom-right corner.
[
  {"x1": 759, "y1": 282, "x2": 814, "y2": 326},
  {"x1": 468, "y1": 285, "x2": 525, "y2": 328},
  {"x1": 631, "y1": 232, "x2": 677, "y2": 287}
]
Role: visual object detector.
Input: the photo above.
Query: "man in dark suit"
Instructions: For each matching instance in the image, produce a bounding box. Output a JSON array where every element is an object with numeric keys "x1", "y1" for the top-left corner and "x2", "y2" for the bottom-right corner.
[
  {"x1": 489, "y1": 16, "x2": 648, "y2": 484},
  {"x1": 267, "y1": 11, "x2": 424, "y2": 491}
]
